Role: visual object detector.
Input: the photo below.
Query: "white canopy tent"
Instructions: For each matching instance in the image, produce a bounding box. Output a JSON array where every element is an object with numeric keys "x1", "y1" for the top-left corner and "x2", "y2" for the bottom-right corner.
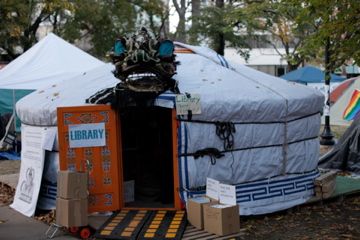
[
  {"x1": 15, "y1": 43, "x2": 324, "y2": 215},
  {"x1": 0, "y1": 33, "x2": 104, "y2": 90},
  {"x1": 0, "y1": 33, "x2": 104, "y2": 131}
]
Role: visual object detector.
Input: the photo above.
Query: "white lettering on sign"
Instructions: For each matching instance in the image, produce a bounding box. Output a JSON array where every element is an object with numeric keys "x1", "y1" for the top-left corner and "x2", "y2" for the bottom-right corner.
[
  {"x1": 69, "y1": 122, "x2": 106, "y2": 148},
  {"x1": 206, "y1": 177, "x2": 219, "y2": 200},
  {"x1": 175, "y1": 94, "x2": 201, "y2": 115},
  {"x1": 219, "y1": 183, "x2": 237, "y2": 206}
]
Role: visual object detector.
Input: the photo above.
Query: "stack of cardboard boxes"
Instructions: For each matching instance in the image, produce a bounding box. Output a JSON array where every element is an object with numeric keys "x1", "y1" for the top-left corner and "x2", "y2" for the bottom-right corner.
[
  {"x1": 187, "y1": 178, "x2": 240, "y2": 236},
  {"x1": 56, "y1": 171, "x2": 88, "y2": 227}
]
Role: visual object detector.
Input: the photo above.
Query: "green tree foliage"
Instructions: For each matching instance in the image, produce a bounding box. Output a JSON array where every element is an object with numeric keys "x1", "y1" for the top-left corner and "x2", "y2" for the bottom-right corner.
[
  {"x1": 190, "y1": 1, "x2": 250, "y2": 56},
  {"x1": 133, "y1": 0, "x2": 169, "y2": 38},
  {"x1": 61, "y1": 0, "x2": 138, "y2": 60},
  {"x1": 296, "y1": 0, "x2": 360, "y2": 71},
  {"x1": 0, "y1": 0, "x2": 167, "y2": 61},
  {"x1": 230, "y1": 0, "x2": 317, "y2": 71},
  {"x1": 0, "y1": 0, "x2": 72, "y2": 61}
]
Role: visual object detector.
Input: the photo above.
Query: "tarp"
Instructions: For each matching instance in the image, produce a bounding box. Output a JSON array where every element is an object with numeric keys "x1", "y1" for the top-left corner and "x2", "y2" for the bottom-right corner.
[
  {"x1": 323, "y1": 77, "x2": 360, "y2": 126},
  {"x1": 15, "y1": 43, "x2": 324, "y2": 215},
  {"x1": 281, "y1": 65, "x2": 346, "y2": 84},
  {"x1": 319, "y1": 116, "x2": 360, "y2": 173},
  {"x1": 0, "y1": 33, "x2": 104, "y2": 130}
]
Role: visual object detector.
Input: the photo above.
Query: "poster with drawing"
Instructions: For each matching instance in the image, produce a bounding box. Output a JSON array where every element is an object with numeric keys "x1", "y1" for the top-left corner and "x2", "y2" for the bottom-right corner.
[{"x1": 10, "y1": 125, "x2": 45, "y2": 217}]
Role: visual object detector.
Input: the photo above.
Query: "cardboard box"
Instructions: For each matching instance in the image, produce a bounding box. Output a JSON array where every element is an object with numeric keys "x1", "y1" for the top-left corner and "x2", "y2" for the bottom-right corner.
[
  {"x1": 56, "y1": 198, "x2": 88, "y2": 227},
  {"x1": 187, "y1": 196, "x2": 214, "y2": 229},
  {"x1": 204, "y1": 204, "x2": 240, "y2": 236},
  {"x1": 57, "y1": 171, "x2": 88, "y2": 199}
]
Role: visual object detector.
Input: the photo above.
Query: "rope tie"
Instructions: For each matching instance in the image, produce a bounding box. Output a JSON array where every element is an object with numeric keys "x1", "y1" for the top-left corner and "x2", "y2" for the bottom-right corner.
[
  {"x1": 215, "y1": 122, "x2": 236, "y2": 150},
  {"x1": 193, "y1": 148, "x2": 225, "y2": 165}
]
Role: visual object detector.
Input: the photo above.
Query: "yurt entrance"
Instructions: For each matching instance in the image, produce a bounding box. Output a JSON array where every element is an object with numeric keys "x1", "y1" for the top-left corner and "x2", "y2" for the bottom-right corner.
[{"x1": 120, "y1": 106, "x2": 180, "y2": 209}]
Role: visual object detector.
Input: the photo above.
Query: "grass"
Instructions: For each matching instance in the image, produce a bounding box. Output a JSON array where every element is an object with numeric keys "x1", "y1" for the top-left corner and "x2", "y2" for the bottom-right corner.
[{"x1": 319, "y1": 125, "x2": 348, "y2": 139}]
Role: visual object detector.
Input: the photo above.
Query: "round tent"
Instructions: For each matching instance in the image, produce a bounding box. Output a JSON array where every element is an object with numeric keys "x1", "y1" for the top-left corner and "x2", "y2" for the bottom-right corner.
[{"x1": 16, "y1": 43, "x2": 324, "y2": 215}]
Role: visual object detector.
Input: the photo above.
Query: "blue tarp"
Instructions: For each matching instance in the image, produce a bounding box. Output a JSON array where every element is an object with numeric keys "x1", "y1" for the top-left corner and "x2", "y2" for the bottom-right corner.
[
  {"x1": 0, "y1": 151, "x2": 20, "y2": 160},
  {"x1": 281, "y1": 65, "x2": 346, "y2": 84}
]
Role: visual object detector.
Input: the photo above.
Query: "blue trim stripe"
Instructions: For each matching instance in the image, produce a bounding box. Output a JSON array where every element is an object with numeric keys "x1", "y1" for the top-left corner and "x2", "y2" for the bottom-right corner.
[
  {"x1": 220, "y1": 55, "x2": 229, "y2": 68},
  {"x1": 216, "y1": 54, "x2": 229, "y2": 68},
  {"x1": 39, "y1": 183, "x2": 57, "y2": 200},
  {"x1": 182, "y1": 170, "x2": 319, "y2": 205},
  {"x1": 184, "y1": 123, "x2": 189, "y2": 189},
  {"x1": 217, "y1": 54, "x2": 225, "y2": 67},
  {"x1": 235, "y1": 171, "x2": 319, "y2": 190},
  {"x1": 156, "y1": 94, "x2": 176, "y2": 108},
  {"x1": 177, "y1": 122, "x2": 185, "y2": 202},
  {"x1": 177, "y1": 121, "x2": 191, "y2": 202},
  {"x1": 236, "y1": 170, "x2": 319, "y2": 203}
]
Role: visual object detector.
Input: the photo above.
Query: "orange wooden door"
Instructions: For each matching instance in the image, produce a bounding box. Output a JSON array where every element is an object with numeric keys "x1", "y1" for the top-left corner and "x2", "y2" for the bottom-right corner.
[{"x1": 57, "y1": 105, "x2": 122, "y2": 212}]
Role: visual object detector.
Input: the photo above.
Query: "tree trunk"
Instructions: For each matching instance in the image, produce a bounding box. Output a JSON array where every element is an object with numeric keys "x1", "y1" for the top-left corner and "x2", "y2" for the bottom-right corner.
[
  {"x1": 172, "y1": 0, "x2": 187, "y2": 42},
  {"x1": 189, "y1": 0, "x2": 200, "y2": 44},
  {"x1": 214, "y1": 0, "x2": 225, "y2": 55}
]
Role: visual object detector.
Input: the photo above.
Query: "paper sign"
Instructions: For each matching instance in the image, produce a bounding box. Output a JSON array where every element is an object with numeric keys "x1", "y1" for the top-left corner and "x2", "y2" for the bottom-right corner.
[
  {"x1": 42, "y1": 127, "x2": 57, "y2": 151},
  {"x1": 206, "y1": 178, "x2": 219, "y2": 200},
  {"x1": 219, "y1": 183, "x2": 237, "y2": 206},
  {"x1": 69, "y1": 122, "x2": 106, "y2": 148},
  {"x1": 175, "y1": 93, "x2": 201, "y2": 115},
  {"x1": 11, "y1": 125, "x2": 45, "y2": 217}
]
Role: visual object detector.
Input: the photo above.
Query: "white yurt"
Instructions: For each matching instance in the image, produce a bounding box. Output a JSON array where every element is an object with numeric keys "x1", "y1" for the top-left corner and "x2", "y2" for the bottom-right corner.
[{"x1": 14, "y1": 43, "x2": 324, "y2": 216}]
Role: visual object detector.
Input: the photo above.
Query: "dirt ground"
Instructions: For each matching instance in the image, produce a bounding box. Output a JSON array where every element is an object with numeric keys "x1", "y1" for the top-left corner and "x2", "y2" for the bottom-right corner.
[
  {"x1": 0, "y1": 160, "x2": 20, "y2": 175},
  {"x1": 240, "y1": 195, "x2": 360, "y2": 239}
]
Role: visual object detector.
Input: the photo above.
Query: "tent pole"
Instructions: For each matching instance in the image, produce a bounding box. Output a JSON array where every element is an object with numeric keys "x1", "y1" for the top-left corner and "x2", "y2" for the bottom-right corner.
[{"x1": 320, "y1": 38, "x2": 335, "y2": 146}]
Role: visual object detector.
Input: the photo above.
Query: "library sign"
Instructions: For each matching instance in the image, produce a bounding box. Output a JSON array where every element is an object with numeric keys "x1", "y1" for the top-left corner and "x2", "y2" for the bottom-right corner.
[{"x1": 68, "y1": 122, "x2": 106, "y2": 148}]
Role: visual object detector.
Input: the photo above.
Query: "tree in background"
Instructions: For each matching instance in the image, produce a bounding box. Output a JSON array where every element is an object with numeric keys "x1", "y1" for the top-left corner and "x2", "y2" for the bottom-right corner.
[
  {"x1": 0, "y1": 0, "x2": 168, "y2": 61},
  {"x1": 134, "y1": 0, "x2": 170, "y2": 38},
  {"x1": 172, "y1": 0, "x2": 188, "y2": 42},
  {"x1": 297, "y1": 0, "x2": 360, "y2": 71},
  {"x1": 0, "y1": 0, "x2": 72, "y2": 61},
  {"x1": 190, "y1": 0, "x2": 250, "y2": 56},
  {"x1": 61, "y1": 0, "x2": 136, "y2": 59},
  {"x1": 189, "y1": 0, "x2": 200, "y2": 44},
  {"x1": 229, "y1": 0, "x2": 316, "y2": 71}
]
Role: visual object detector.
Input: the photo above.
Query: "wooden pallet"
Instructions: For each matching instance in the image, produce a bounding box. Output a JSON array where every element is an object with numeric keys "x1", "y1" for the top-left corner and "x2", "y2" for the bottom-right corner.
[{"x1": 182, "y1": 225, "x2": 243, "y2": 240}]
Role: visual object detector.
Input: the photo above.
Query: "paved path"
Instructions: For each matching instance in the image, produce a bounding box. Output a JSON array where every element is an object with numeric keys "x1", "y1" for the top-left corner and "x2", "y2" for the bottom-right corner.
[
  {"x1": 0, "y1": 206, "x2": 77, "y2": 240},
  {"x1": 0, "y1": 173, "x2": 19, "y2": 188}
]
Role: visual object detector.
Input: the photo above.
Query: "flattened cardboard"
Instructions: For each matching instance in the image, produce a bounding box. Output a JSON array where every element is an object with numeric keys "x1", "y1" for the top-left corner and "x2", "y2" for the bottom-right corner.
[
  {"x1": 57, "y1": 171, "x2": 88, "y2": 199},
  {"x1": 187, "y1": 197, "x2": 212, "y2": 229},
  {"x1": 204, "y1": 204, "x2": 240, "y2": 236},
  {"x1": 56, "y1": 198, "x2": 88, "y2": 227}
]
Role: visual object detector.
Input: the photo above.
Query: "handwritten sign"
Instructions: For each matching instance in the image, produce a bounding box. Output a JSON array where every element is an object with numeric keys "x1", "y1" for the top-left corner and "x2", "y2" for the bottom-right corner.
[
  {"x1": 175, "y1": 93, "x2": 201, "y2": 115},
  {"x1": 206, "y1": 177, "x2": 219, "y2": 200},
  {"x1": 69, "y1": 122, "x2": 106, "y2": 148},
  {"x1": 219, "y1": 183, "x2": 237, "y2": 205}
]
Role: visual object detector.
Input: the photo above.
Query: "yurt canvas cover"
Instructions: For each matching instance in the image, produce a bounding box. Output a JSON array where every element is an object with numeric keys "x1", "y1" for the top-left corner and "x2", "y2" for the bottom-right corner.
[{"x1": 15, "y1": 43, "x2": 324, "y2": 215}]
